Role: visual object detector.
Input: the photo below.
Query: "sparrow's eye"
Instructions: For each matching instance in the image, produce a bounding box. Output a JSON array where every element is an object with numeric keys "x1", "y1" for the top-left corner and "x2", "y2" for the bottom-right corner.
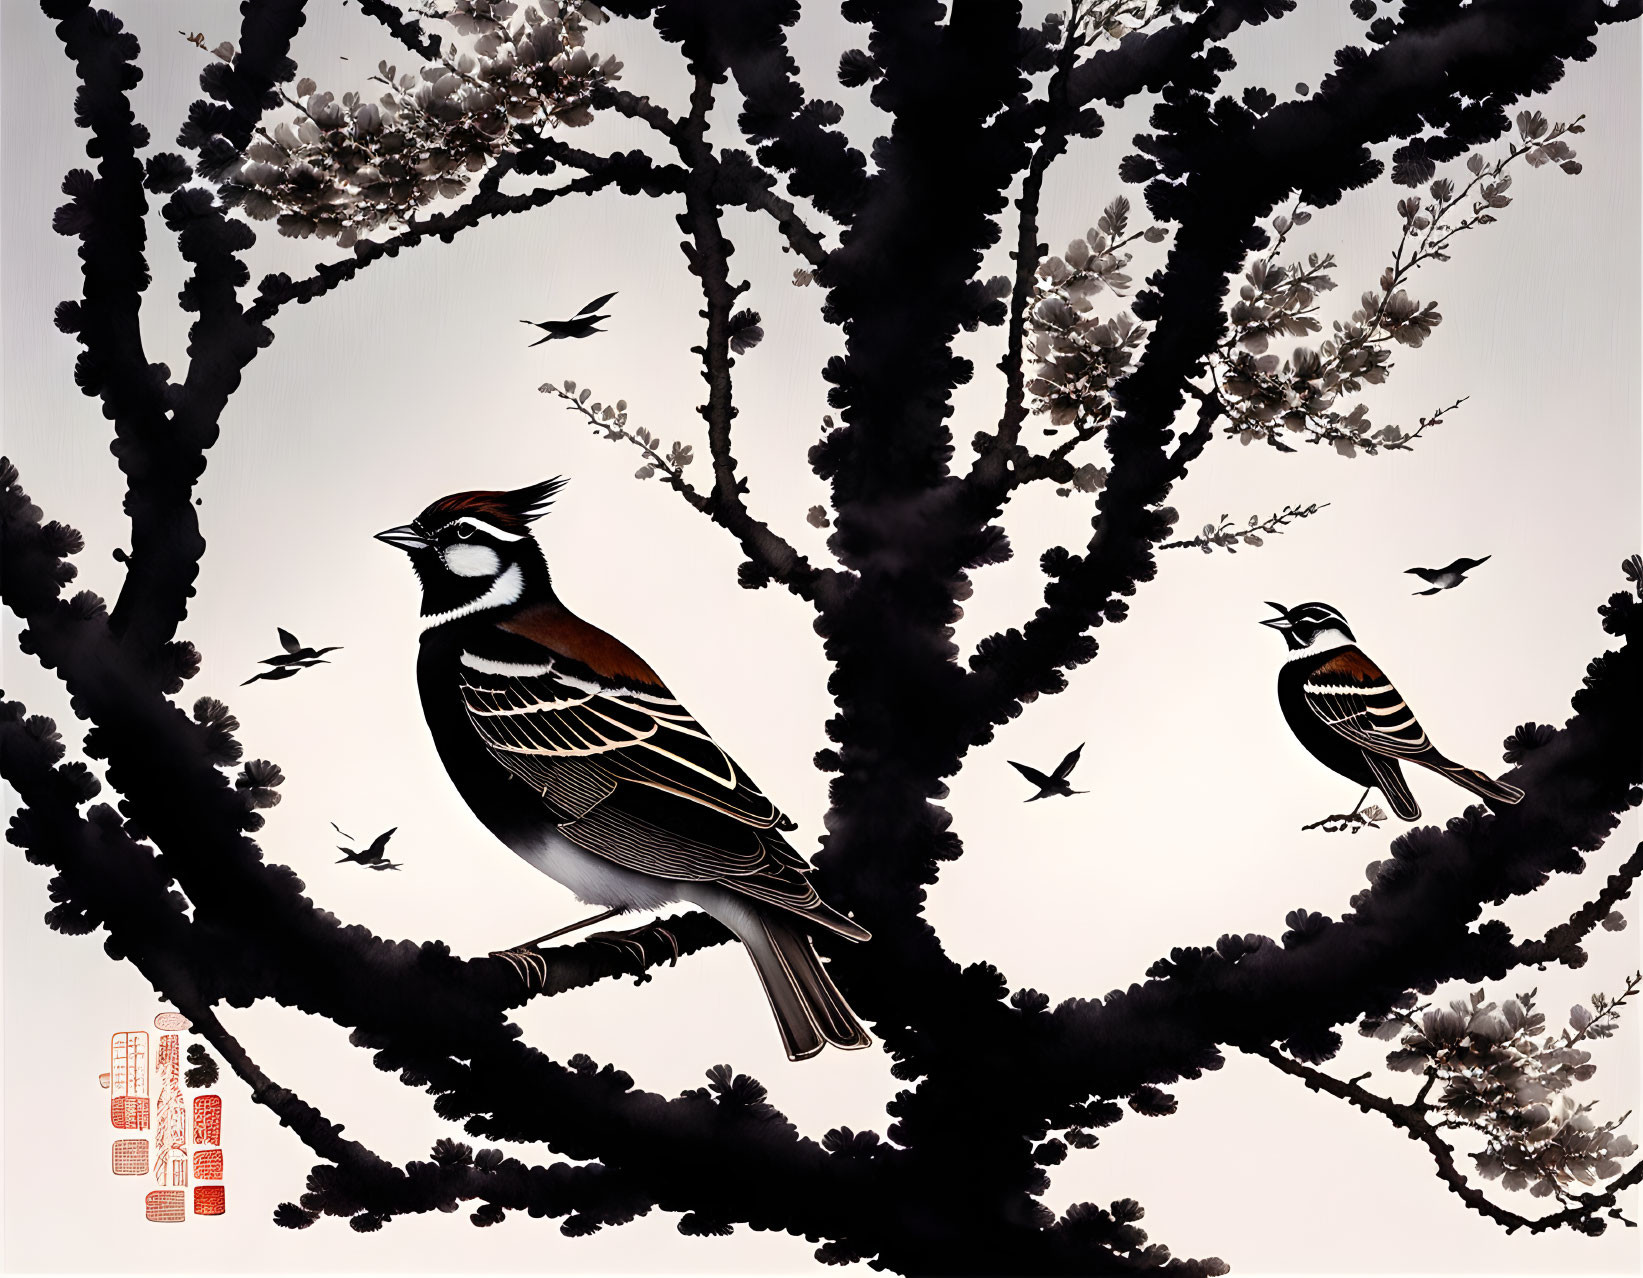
[{"x1": 454, "y1": 524, "x2": 475, "y2": 541}]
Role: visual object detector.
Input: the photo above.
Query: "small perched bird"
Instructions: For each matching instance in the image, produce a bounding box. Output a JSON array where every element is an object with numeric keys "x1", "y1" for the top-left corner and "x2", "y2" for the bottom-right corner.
[
  {"x1": 1261, "y1": 601, "x2": 1525, "y2": 821},
  {"x1": 1405, "y1": 555, "x2": 1491, "y2": 595},
  {"x1": 243, "y1": 628, "x2": 340, "y2": 684},
  {"x1": 377, "y1": 480, "x2": 871, "y2": 1060},
  {"x1": 333, "y1": 823, "x2": 401, "y2": 871},
  {"x1": 1008, "y1": 744, "x2": 1087, "y2": 801},
  {"x1": 521, "y1": 292, "x2": 617, "y2": 345}
]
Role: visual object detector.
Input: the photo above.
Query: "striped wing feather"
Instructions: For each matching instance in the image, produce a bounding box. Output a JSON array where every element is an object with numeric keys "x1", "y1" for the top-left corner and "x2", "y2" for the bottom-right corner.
[
  {"x1": 1300, "y1": 646, "x2": 1523, "y2": 815},
  {"x1": 462, "y1": 664, "x2": 789, "y2": 828},
  {"x1": 1301, "y1": 648, "x2": 1434, "y2": 760},
  {"x1": 458, "y1": 661, "x2": 862, "y2": 933}
]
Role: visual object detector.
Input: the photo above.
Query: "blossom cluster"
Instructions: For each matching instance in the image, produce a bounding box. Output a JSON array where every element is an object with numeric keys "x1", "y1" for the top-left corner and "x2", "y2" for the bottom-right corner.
[
  {"x1": 1024, "y1": 196, "x2": 1164, "y2": 434},
  {"x1": 1215, "y1": 112, "x2": 1583, "y2": 456},
  {"x1": 1363, "y1": 982, "x2": 1638, "y2": 1202},
  {"x1": 219, "y1": 2, "x2": 621, "y2": 245}
]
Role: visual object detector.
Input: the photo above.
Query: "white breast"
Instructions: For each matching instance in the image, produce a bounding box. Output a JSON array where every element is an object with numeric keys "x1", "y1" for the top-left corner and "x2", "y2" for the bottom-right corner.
[{"x1": 510, "y1": 828, "x2": 682, "y2": 912}]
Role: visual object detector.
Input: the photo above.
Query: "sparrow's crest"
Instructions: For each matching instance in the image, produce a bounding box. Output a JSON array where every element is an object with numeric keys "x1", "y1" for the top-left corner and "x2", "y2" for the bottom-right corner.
[
  {"x1": 422, "y1": 478, "x2": 567, "y2": 538},
  {"x1": 1260, "y1": 600, "x2": 1356, "y2": 651},
  {"x1": 377, "y1": 480, "x2": 567, "y2": 631}
]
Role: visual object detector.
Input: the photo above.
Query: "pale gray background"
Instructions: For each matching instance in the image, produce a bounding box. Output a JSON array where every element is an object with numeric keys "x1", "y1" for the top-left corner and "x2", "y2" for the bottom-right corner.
[{"x1": 3, "y1": 2, "x2": 1639, "y2": 1273}]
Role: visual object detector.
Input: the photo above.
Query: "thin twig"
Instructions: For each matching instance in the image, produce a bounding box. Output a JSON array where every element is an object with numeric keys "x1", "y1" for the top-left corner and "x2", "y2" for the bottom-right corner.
[
  {"x1": 667, "y1": 66, "x2": 836, "y2": 603},
  {"x1": 978, "y1": 4, "x2": 1088, "y2": 482},
  {"x1": 246, "y1": 161, "x2": 680, "y2": 323},
  {"x1": 1298, "y1": 803, "x2": 1386, "y2": 834},
  {"x1": 1563, "y1": 971, "x2": 1643, "y2": 1050},
  {"x1": 1160, "y1": 502, "x2": 1330, "y2": 552},
  {"x1": 542, "y1": 382, "x2": 712, "y2": 514},
  {"x1": 1387, "y1": 395, "x2": 1468, "y2": 452},
  {"x1": 356, "y1": 0, "x2": 444, "y2": 60},
  {"x1": 1510, "y1": 844, "x2": 1643, "y2": 968},
  {"x1": 1247, "y1": 1044, "x2": 1639, "y2": 1236},
  {"x1": 1211, "y1": 120, "x2": 1581, "y2": 449}
]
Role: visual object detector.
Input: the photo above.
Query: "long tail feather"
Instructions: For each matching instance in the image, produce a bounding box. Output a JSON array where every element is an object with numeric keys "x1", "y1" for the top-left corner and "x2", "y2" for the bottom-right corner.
[
  {"x1": 748, "y1": 917, "x2": 871, "y2": 1061},
  {"x1": 1427, "y1": 757, "x2": 1525, "y2": 806}
]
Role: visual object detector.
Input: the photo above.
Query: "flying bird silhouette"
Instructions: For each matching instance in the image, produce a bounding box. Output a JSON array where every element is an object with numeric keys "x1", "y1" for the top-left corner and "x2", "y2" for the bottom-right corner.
[
  {"x1": 1008, "y1": 744, "x2": 1087, "y2": 801},
  {"x1": 1405, "y1": 555, "x2": 1490, "y2": 595},
  {"x1": 264, "y1": 627, "x2": 342, "y2": 666},
  {"x1": 521, "y1": 292, "x2": 617, "y2": 345},
  {"x1": 242, "y1": 628, "x2": 340, "y2": 684},
  {"x1": 333, "y1": 823, "x2": 401, "y2": 870}
]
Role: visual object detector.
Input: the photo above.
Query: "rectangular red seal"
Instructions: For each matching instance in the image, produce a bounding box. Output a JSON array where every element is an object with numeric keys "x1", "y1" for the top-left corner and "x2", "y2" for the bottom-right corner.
[
  {"x1": 145, "y1": 1190, "x2": 185, "y2": 1223},
  {"x1": 192, "y1": 1094, "x2": 221, "y2": 1145},
  {"x1": 112, "y1": 1139, "x2": 149, "y2": 1175},
  {"x1": 193, "y1": 1185, "x2": 225, "y2": 1216},
  {"x1": 193, "y1": 1149, "x2": 223, "y2": 1180},
  {"x1": 111, "y1": 1095, "x2": 150, "y2": 1129}
]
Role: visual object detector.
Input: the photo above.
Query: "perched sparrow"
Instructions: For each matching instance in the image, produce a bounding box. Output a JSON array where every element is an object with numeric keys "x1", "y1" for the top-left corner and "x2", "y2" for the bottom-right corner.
[
  {"x1": 1261, "y1": 601, "x2": 1525, "y2": 821},
  {"x1": 1008, "y1": 744, "x2": 1087, "y2": 801},
  {"x1": 377, "y1": 481, "x2": 871, "y2": 1060},
  {"x1": 521, "y1": 292, "x2": 617, "y2": 345},
  {"x1": 1405, "y1": 555, "x2": 1491, "y2": 596}
]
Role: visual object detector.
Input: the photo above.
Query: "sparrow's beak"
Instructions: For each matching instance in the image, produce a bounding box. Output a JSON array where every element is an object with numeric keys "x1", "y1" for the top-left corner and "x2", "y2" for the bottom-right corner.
[
  {"x1": 375, "y1": 524, "x2": 429, "y2": 552},
  {"x1": 1259, "y1": 601, "x2": 1292, "y2": 629}
]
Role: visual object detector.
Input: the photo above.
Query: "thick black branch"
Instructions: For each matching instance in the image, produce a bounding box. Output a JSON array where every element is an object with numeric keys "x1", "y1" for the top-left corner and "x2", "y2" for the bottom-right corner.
[
  {"x1": 649, "y1": 0, "x2": 867, "y2": 223},
  {"x1": 194, "y1": 0, "x2": 306, "y2": 153},
  {"x1": 1064, "y1": 0, "x2": 1291, "y2": 113},
  {"x1": 0, "y1": 697, "x2": 201, "y2": 980},
  {"x1": 43, "y1": 0, "x2": 173, "y2": 653},
  {"x1": 58, "y1": 0, "x2": 304, "y2": 661}
]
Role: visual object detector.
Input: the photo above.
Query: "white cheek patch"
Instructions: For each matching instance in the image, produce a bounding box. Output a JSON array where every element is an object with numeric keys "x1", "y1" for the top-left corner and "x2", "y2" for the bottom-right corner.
[{"x1": 443, "y1": 543, "x2": 502, "y2": 578}]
